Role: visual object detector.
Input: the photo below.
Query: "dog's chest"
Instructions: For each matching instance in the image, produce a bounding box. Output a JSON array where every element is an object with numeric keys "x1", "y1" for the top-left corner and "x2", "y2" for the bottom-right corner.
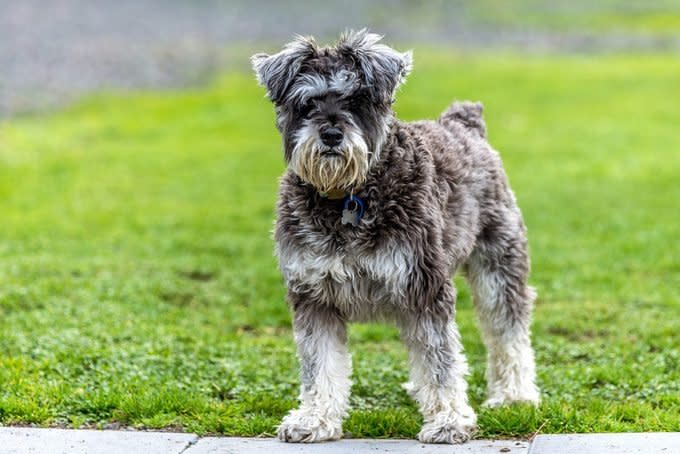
[{"x1": 278, "y1": 236, "x2": 414, "y2": 317}]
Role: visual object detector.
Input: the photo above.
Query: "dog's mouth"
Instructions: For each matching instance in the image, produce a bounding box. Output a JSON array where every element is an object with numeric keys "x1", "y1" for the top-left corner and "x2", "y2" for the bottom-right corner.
[
  {"x1": 320, "y1": 148, "x2": 344, "y2": 158},
  {"x1": 289, "y1": 131, "x2": 369, "y2": 192}
]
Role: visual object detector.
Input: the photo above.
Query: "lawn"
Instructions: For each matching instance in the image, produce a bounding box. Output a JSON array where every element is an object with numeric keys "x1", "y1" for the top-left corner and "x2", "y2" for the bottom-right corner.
[
  {"x1": 0, "y1": 52, "x2": 678, "y2": 438},
  {"x1": 468, "y1": 0, "x2": 680, "y2": 35}
]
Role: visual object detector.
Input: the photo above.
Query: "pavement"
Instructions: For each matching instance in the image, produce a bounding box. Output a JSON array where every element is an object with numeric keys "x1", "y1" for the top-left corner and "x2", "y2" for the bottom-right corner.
[{"x1": 1, "y1": 428, "x2": 679, "y2": 454}]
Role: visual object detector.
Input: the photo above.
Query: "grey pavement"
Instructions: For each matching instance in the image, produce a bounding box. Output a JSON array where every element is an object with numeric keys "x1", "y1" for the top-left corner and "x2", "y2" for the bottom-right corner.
[
  {"x1": 1, "y1": 429, "x2": 680, "y2": 454},
  {"x1": 184, "y1": 437, "x2": 528, "y2": 453},
  {"x1": 0, "y1": 427, "x2": 197, "y2": 454},
  {"x1": 528, "y1": 432, "x2": 680, "y2": 454}
]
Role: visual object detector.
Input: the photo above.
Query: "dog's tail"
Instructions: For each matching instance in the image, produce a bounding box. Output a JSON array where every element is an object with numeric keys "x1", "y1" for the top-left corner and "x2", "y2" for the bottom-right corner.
[{"x1": 439, "y1": 101, "x2": 486, "y2": 139}]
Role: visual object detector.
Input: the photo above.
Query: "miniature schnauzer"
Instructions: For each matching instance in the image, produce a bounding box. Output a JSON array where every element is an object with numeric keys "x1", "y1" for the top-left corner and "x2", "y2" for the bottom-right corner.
[{"x1": 251, "y1": 30, "x2": 539, "y2": 444}]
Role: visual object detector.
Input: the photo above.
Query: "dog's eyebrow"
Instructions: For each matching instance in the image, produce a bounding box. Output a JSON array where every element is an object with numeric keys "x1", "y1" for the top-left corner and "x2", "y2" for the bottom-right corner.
[
  {"x1": 288, "y1": 70, "x2": 360, "y2": 104},
  {"x1": 287, "y1": 73, "x2": 328, "y2": 104}
]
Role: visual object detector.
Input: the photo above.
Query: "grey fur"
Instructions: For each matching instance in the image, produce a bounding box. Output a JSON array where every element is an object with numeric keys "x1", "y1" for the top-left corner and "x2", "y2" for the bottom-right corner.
[
  {"x1": 251, "y1": 35, "x2": 318, "y2": 104},
  {"x1": 252, "y1": 30, "x2": 540, "y2": 444}
]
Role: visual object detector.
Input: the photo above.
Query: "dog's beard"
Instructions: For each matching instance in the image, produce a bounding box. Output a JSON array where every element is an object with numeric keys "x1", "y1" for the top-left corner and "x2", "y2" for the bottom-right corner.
[{"x1": 290, "y1": 124, "x2": 370, "y2": 193}]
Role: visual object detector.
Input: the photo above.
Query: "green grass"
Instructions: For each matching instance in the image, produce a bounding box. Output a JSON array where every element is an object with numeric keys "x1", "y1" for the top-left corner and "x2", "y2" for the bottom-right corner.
[
  {"x1": 468, "y1": 0, "x2": 680, "y2": 35},
  {"x1": 1, "y1": 52, "x2": 679, "y2": 438}
]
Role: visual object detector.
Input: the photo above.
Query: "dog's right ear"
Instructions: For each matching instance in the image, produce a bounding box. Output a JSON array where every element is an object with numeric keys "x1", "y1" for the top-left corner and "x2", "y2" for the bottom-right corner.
[{"x1": 251, "y1": 36, "x2": 317, "y2": 104}]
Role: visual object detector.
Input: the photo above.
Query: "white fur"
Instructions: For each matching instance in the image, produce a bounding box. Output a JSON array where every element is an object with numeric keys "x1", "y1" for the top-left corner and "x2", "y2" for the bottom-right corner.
[
  {"x1": 466, "y1": 254, "x2": 540, "y2": 406},
  {"x1": 278, "y1": 328, "x2": 351, "y2": 442},
  {"x1": 482, "y1": 335, "x2": 539, "y2": 407},
  {"x1": 404, "y1": 322, "x2": 477, "y2": 443},
  {"x1": 288, "y1": 70, "x2": 361, "y2": 104},
  {"x1": 330, "y1": 69, "x2": 360, "y2": 93},
  {"x1": 278, "y1": 239, "x2": 414, "y2": 324},
  {"x1": 288, "y1": 73, "x2": 329, "y2": 104}
]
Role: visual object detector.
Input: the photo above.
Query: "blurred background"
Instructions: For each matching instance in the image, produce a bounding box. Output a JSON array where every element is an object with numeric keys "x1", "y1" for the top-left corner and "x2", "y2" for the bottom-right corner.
[{"x1": 3, "y1": 0, "x2": 680, "y2": 117}]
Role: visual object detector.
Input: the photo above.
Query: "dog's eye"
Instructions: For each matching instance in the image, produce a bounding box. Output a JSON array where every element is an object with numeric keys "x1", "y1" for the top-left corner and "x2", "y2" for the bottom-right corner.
[
  {"x1": 299, "y1": 101, "x2": 315, "y2": 118},
  {"x1": 348, "y1": 88, "x2": 371, "y2": 111},
  {"x1": 348, "y1": 96, "x2": 366, "y2": 111}
]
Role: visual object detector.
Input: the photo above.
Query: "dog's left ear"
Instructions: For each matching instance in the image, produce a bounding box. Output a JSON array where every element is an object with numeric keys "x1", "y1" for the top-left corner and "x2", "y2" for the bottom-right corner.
[
  {"x1": 338, "y1": 29, "x2": 413, "y2": 104},
  {"x1": 251, "y1": 36, "x2": 317, "y2": 104}
]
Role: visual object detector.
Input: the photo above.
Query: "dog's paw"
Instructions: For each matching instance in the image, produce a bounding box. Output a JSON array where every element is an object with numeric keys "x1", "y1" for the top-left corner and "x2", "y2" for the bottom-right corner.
[
  {"x1": 417, "y1": 410, "x2": 477, "y2": 444},
  {"x1": 483, "y1": 388, "x2": 540, "y2": 408},
  {"x1": 277, "y1": 409, "x2": 342, "y2": 443}
]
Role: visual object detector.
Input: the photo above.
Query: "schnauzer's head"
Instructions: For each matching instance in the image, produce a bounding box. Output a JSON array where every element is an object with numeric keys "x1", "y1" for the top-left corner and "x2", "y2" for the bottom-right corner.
[{"x1": 252, "y1": 29, "x2": 412, "y2": 193}]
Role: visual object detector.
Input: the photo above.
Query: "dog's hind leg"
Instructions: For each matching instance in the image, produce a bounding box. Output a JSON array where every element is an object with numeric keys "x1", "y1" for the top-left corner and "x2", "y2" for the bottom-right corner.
[
  {"x1": 465, "y1": 212, "x2": 540, "y2": 407},
  {"x1": 399, "y1": 282, "x2": 477, "y2": 444},
  {"x1": 277, "y1": 297, "x2": 351, "y2": 442}
]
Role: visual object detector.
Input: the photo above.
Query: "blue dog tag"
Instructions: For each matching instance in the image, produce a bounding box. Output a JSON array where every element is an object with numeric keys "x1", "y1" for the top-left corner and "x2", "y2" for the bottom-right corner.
[{"x1": 341, "y1": 195, "x2": 365, "y2": 226}]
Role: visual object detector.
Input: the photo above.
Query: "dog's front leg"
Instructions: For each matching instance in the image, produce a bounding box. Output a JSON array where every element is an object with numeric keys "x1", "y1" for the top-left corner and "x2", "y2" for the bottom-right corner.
[
  {"x1": 278, "y1": 299, "x2": 351, "y2": 443},
  {"x1": 400, "y1": 283, "x2": 477, "y2": 444}
]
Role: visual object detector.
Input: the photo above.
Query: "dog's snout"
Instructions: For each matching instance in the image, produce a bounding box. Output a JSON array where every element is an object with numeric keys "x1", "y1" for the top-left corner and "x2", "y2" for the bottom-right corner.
[{"x1": 320, "y1": 127, "x2": 343, "y2": 147}]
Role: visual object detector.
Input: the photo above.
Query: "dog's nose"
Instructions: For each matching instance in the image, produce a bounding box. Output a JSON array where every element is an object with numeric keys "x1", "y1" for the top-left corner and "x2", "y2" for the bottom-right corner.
[{"x1": 320, "y1": 127, "x2": 343, "y2": 147}]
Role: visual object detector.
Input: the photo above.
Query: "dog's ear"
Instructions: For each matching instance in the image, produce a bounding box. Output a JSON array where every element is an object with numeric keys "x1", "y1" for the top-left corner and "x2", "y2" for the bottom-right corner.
[
  {"x1": 337, "y1": 29, "x2": 412, "y2": 104},
  {"x1": 251, "y1": 36, "x2": 317, "y2": 104}
]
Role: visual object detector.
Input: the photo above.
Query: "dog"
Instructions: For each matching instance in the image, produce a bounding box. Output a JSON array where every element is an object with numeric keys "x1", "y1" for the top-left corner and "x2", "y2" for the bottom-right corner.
[{"x1": 251, "y1": 29, "x2": 540, "y2": 444}]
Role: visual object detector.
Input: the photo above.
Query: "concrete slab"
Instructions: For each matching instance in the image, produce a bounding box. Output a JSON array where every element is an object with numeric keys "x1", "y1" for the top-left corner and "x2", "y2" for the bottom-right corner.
[
  {"x1": 0, "y1": 427, "x2": 198, "y2": 454},
  {"x1": 3, "y1": 429, "x2": 679, "y2": 454},
  {"x1": 184, "y1": 437, "x2": 529, "y2": 454},
  {"x1": 529, "y1": 433, "x2": 680, "y2": 454}
]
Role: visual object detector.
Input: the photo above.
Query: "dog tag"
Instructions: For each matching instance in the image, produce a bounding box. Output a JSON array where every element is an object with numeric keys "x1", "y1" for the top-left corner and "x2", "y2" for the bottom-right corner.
[{"x1": 341, "y1": 195, "x2": 365, "y2": 227}]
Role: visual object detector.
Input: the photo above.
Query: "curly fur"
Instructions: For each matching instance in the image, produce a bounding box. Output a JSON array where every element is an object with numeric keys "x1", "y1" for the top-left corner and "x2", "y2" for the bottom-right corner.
[{"x1": 252, "y1": 29, "x2": 539, "y2": 444}]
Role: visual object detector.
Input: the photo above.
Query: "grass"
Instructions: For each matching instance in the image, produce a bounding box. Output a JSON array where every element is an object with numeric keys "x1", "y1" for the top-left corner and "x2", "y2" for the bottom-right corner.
[
  {"x1": 1, "y1": 51, "x2": 679, "y2": 438},
  {"x1": 468, "y1": 0, "x2": 680, "y2": 35}
]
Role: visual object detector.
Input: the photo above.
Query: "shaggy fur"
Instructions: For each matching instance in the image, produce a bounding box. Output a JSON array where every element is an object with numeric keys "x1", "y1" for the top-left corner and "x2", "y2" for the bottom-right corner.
[{"x1": 252, "y1": 30, "x2": 539, "y2": 444}]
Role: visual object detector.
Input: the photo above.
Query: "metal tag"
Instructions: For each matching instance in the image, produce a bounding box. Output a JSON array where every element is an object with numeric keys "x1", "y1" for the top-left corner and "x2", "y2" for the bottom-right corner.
[{"x1": 342, "y1": 207, "x2": 360, "y2": 226}]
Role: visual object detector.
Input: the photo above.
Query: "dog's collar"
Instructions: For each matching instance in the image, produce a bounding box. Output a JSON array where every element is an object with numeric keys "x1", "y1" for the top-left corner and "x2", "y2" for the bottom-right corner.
[
  {"x1": 318, "y1": 189, "x2": 366, "y2": 226},
  {"x1": 318, "y1": 188, "x2": 348, "y2": 200}
]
